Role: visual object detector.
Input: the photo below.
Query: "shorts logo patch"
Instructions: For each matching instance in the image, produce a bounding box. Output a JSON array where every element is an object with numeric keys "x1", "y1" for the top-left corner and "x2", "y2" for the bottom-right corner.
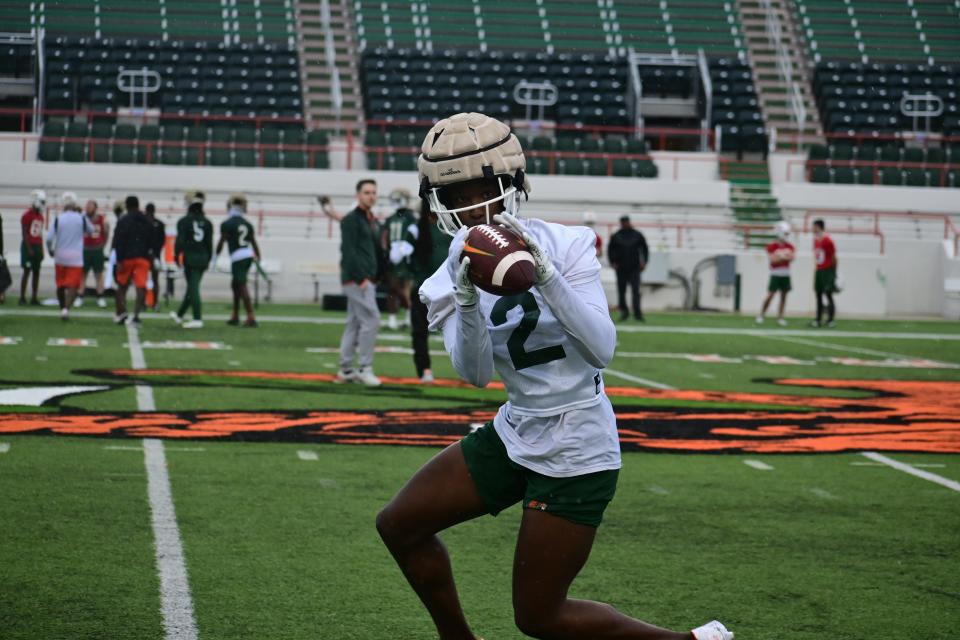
[{"x1": 526, "y1": 500, "x2": 548, "y2": 511}]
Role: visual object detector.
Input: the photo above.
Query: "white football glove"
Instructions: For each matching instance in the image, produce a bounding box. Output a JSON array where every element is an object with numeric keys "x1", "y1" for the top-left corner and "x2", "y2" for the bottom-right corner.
[
  {"x1": 494, "y1": 212, "x2": 555, "y2": 285},
  {"x1": 454, "y1": 256, "x2": 479, "y2": 307}
]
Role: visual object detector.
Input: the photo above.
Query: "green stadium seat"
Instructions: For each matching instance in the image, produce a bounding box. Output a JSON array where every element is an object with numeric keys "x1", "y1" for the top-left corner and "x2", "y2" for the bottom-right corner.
[
  {"x1": 259, "y1": 127, "x2": 282, "y2": 145},
  {"x1": 879, "y1": 146, "x2": 901, "y2": 163},
  {"x1": 186, "y1": 127, "x2": 209, "y2": 143},
  {"x1": 306, "y1": 130, "x2": 329, "y2": 146},
  {"x1": 365, "y1": 130, "x2": 386, "y2": 147},
  {"x1": 531, "y1": 136, "x2": 553, "y2": 151},
  {"x1": 66, "y1": 121, "x2": 89, "y2": 139},
  {"x1": 635, "y1": 159, "x2": 658, "y2": 178},
  {"x1": 163, "y1": 124, "x2": 187, "y2": 142},
  {"x1": 855, "y1": 166, "x2": 876, "y2": 185},
  {"x1": 44, "y1": 121, "x2": 67, "y2": 138},
  {"x1": 580, "y1": 137, "x2": 601, "y2": 153},
  {"x1": 111, "y1": 142, "x2": 135, "y2": 163},
  {"x1": 904, "y1": 168, "x2": 925, "y2": 187},
  {"x1": 184, "y1": 146, "x2": 204, "y2": 166},
  {"x1": 626, "y1": 138, "x2": 648, "y2": 154},
  {"x1": 527, "y1": 156, "x2": 548, "y2": 174},
  {"x1": 38, "y1": 139, "x2": 62, "y2": 161},
  {"x1": 390, "y1": 154, "x2": 417, "y2": 171},
  {"x1": 210, "y1": 147, "x2": 232, "y2": 166},
  {"x1": 310, "y1": 151, "x2": 330, "y2": 169},
  {"x1": 586, "y1": 158, "x2": 607, "y2": 176},
  {"x1": 160, "y1": 147, "x2": 184, "y2": 165},
  {"x1": 833, "y1": 167, "x2": 855, "y2": 184},
  {"x1": 925, "y1": 169, "x2": 944, "y2": 187},
  {"x1": 926, "y1": 148, "x2": 945, "y2": 165},
  {"x1": 559, "y1": 158, "x2": 585, "y2": 175},
  {"x1": 604, "y1": 136, "x2": 627, "y2": 154},
  {"x1": 210, "y1": 125, "x2": 233, "y2": 144},
  {"x1": 283, "y1": 129, "x2": 306, "y2": 146},
  {"x1": 234, "y1": 148, "x2": 256, "y2": 167},
  {"x1": 63, "y1": 141, "x2": 86, "y2": 162},
  {"x1": 556, "y1": 137, "x2": 578, "y2": 153},
  {"x1": 830, "y1": 144, "x2": 853, "y2": 162},
  {"x1": 880, "y1": 167, "x2": 903, "y2": 186},
  {"x1": 138, "y1": 125, "x2": 161, "y2": 141},
  {"x1": 853, "y1": 146, "x2": 876, "y2": 163},
  {"x1": 810, "y1": 166, "x2": 831, "y2": 183},
  {"x1": 902, "y1": 148, "x2": 924, "y2": 165},
  {"x1": 91, "y1": 140, "x2": 111, "y2": 163},
  {"x1": 808, "y1": 144, "x2": 828, "y2": 160},
  {"x1": 948, "y1": 170, "x2": 960, "y2": 188},
  {"x1": 612, "y1": 159, "x2": 632, "y2": 176},
  {"x1": 90, "y1": 121, "x2": 113, "y2": 140},
  {"x1": 262, "y1": 149, "x2": 282, "y2": 168},
  {"x1": 234, "y1": 127, "x2": 257, "y2": 145},
  {"x1": 114, "y1": 123, "x2": 137, "y2": 140},
  {"x1": 283, "y1": 150, "x2": 307, "y2": 168}
]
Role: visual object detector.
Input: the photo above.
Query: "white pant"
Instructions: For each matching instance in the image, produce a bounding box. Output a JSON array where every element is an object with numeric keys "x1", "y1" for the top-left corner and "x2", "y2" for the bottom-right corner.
[{"x1": 339, "y1": 282, "x2": 380, "y2": 370}]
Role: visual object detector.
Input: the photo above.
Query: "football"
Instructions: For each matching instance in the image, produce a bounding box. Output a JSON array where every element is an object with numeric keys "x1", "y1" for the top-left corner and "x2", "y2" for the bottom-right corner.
[{"x1": 461, "y1": 224, "x2": 537, "y2": 296}]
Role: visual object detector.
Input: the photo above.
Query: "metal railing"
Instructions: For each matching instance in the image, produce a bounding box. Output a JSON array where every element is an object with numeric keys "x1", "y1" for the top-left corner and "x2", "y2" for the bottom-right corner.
[{"x1": 760, "y1": 0, "x2": 807, "y2": 141}]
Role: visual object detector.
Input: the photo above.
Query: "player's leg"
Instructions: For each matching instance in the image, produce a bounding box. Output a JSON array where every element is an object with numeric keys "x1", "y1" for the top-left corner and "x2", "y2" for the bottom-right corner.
[
  {"x1": 410, "y1": 283, "x2": 431, "y2": 379},
  {"x1": 759, "y1": 290, "x2": 774, "y2": 316},
  {"x1": 814, "y1": 285, "x2": 824, "y2": 326},
  {"x1": 339, "y1": 285, "x2": 361, "y2": 373},
  {"x1": 19, "y1": 266, "x2": 29, "y2": 303},
  {"x1": 228, "y1": 280, "x2": 240, "y2": 324},
  {"x1": 615, "y1": 270, "x2": 628, "y2": 320},
  {"x1": 189, "y1": 269, "x2": 204, "y2": 320},
  {"x1": 376, "y1": 442, "x2": 490, "y2": 640},
  {"x1": 30, "y1": 263, "x2": 40, "y2": 304},
  {"x1": 825, "y1": 290, "x2": 835, "y2": 324},
  {"x1": 176, "y1": 267, "x2": 193, "y2": 319},
  {"x1": 512, "y1": 509, "x2": 693, "y2": 640},
  {"x1": 778, "y1": 290, "x2": 788, "y2": 320},
  {"x1": 630, "y1": 269, "x2": 643, "y2": 320},
  {"x1": 354, "y1": 282, "x2": 381, "y2": 371}
]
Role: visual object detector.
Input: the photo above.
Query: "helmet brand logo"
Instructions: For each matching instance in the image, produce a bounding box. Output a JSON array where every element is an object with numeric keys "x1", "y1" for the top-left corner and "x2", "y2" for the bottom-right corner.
[{"x1": 440, "y1": 168, "x2": 462, "y2": 176}]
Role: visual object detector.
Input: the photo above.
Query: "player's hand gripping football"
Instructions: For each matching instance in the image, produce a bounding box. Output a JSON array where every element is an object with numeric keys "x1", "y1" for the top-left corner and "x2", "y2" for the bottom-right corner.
[
  {"x1": 494, "y1": 212, "x2": 555, "y2": 285},
  {"x1": 454, "y1": 256, "x2": 479, "y2": 307}
]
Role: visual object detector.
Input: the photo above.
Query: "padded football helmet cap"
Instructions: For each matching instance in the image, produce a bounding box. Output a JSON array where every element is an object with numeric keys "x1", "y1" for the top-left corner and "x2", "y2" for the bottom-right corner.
[
  {"x1": 775, "y1": 220, "x2": 791, "y2": 239},
  {"x1": 417, "y1": 112, "x2": 530, "y2": 236},
  {"x1": 30, "y1": 189, "x2": 47, "y2": 210}
]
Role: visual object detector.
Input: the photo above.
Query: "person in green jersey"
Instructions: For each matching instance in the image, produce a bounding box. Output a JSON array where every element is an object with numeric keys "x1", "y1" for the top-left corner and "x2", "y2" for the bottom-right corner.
[
  {"x1": 408, "y1": 200, "x2": 451, "y2": 383},
  {"x1": 171, "y1": 189, "x2": 213, "y2": 329},
  {"x1": 215, "y1": 192, "x2": 261, "y2": 327},
  {"x1": 381, "y1": 188, "x2": 418, "y2": 330}
]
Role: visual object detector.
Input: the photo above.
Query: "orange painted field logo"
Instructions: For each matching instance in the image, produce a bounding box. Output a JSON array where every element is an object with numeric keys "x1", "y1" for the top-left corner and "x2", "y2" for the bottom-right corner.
[{"x1": 0, "y1": 371, "x2": 958, "y2": 453}]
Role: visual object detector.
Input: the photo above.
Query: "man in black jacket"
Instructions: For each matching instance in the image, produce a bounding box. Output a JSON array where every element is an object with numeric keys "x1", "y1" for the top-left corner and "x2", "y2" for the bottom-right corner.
[
  {"x1": 608, "y1": 215, "x2": 649, "y2": 321},
  {"x1": 112, "y1": 195, "x2": 155, "y2": 325}
]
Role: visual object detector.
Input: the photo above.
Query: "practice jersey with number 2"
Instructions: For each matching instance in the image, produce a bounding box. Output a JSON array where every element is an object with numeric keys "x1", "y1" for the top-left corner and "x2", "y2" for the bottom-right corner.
[
  {"x1": 419, "y1": 219, "x2": 621, "y2": 478},
  {"x1": 220, "y1": 213, "x2": 256, "y2": 262}
]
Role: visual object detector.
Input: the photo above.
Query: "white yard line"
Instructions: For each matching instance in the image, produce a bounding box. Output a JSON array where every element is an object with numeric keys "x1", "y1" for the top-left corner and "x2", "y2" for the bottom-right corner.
[
  {"x1": 126, "y1": 322, "x2": 198, "y2": 640},
  {"x1": 743, "y1": 459, "x2": 774, "y2": 471},
  {"x1": 809, "y1": 488, "x2": 838, "y2": 500},
  {"x1": 851, "y1": 461, "x2": 945, "y2": 468},
  {"x1": 861, "y1": 452, "x2": 960, "y2": 493},
  {"x1": 0, "y1": 442, "x2": 9, "y2": 454},
  {"x1": 762, "y1": 334, "x2": 954, "y2": 365},
  {"x1": 2, "y1": 308, "x2": 958, "y2": 340},
  {"x1": 647, "y1": 485, "x2": 670, "y2": 495},
  {"x1": 297, "y1": 450, "x2": 319, "y2": 461},
  {"x1": 144, "y1": 439, "x2": 199, "y2": 640},
  {"x1": 603, "y1": 367, "x2": 675, "y2": 390}
]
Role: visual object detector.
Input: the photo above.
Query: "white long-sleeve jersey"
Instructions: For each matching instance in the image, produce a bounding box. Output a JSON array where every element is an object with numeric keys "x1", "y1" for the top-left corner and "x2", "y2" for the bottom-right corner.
[{"x1": 419, "y1": 218, "x2": 621, "y2": 477}]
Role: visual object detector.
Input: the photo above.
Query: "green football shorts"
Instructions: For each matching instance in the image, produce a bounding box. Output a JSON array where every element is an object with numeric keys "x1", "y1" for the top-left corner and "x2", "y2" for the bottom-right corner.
[
  {"x1": 20, "y1": 242, "x2": 42, "y2": 271},
  {"x1": 815, "y1": 267, "x2": 837, "y2": 294},
  {"x1": 231, "y1": 258, "x2": 252, "y2": 284},
  {"x1": 83, "y1": 248, "x2": 105, "y2": 274},
  {"x1": 768, "y1": 275, "x2": 791, "y2": 293},
  {"x1": 460, "y1": 422, "x2": 619, "y2": 527}
]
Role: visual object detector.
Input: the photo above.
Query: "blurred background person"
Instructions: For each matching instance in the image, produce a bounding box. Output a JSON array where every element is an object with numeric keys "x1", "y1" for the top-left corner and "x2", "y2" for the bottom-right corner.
[
  {"x1": 334, "y1": 179, "x2": 382, "y2": 386},
  {"x1": 77, "y1": 199, "x2": 109, "y2": 308},
  {"x1": 172, "y1": 189, "x2": 213, "y2": 329},
  {"x1": 19, "y1": 189, "x2": 46, "y2": 306},
  {"x1": 756, "y1": 221, "x2": 795, "y2": 326},
  {"x1": 112, "y1": 195, "x2": 152, "y2": 325},
  {"x1": 608, "y1": 215, "x2": 649, "y2": 322},
  {"x1": 812, "y1": 218, "x2": 838, "y2": 328},
  {"x1": 408, "y1": 200, "x2": 450, "y2": 384},
  {"x1": 144, "y1": 202, "x2": 165, "y2": 311},
  {"x1": 45, "y1": 191, "x2": 93, "y2": 321},
  {"x1": 0, "y1": 209, "x2": 8, "y2": 304},
  {"x1": 582, "y1": 210, "x2": 603, "y2": 258},
  {"x1": 382, "y1": 187, "x2": 417, "y2": 330},
  {"x1": 215, "y1": 193, "x2": 261, "y2": 327}
]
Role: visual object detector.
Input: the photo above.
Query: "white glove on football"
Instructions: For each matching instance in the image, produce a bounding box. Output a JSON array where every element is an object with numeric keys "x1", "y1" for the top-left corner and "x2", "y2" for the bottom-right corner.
[
  {"x1": 494, "y1": 212, "x2": 555, "y2": 285},
  {"x1": 454, "y1": 256, "x2": 479, "y2": 307}
]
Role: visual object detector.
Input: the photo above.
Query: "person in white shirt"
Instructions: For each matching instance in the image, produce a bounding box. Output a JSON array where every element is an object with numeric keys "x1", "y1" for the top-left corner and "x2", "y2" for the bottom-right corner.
[
  {"x1": 375, "y1": 113, "x2": 733, "y2": 640},
  {"x1": 46, "y1": 191, "x2": 93, "y2": 321}
]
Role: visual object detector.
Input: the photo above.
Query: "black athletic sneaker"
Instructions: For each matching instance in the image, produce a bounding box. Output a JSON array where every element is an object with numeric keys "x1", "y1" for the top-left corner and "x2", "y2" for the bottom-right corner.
[
  {"x1": 226, "y1": 318, "x2": 240, "y2": 326},
  {"x1": 114, "y1": 312, "x2": 129, "y2": 325},
  {"x1": 242, "y1": 319, "x2": 258, "y2": 328}
]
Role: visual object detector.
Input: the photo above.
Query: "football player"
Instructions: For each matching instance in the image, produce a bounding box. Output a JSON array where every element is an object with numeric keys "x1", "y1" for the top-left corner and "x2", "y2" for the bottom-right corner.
[
  {"x1": 812, "y1": 219, "x2": 838, "y2": 328},
  {"x1": 78, "y1": 199, "x2": 110, "y2": 308},
  {"x1": 756, "y1": 220, "x2": 794, "y2": 326},
  {"x1": 19, "y1": 189, "x2": 46, "y2": 305},
  {"x1": 381, "y1": 187, "x2": 418, "y2": 330},
  {"x1": 376, "y1": 113, "x2": 733, "y2": 640},
  {"x1": 171, "y1": 189, "x2": 213, "y2": 329},
  {"x1": 215, "y1": 193, "x2": 261, "y2": 327}
]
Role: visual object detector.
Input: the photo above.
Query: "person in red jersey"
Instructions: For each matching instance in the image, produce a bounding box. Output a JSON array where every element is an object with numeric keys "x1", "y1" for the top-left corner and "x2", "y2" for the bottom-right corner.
[
  {"x1": 812, "y1": 218, "x2": 838, "y2": 327},
  {"x1": 756, "y1": 221, "x2": 795, "y2": 326},
  {"x1": 78, "y1": 199, "x2": 110, "y2": 308},
  {"x1": 19, "y1": 189, "x2": 46, "y2": 305}
]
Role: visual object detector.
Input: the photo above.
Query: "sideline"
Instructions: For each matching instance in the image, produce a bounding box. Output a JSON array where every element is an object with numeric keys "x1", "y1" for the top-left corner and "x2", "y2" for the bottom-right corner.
[
  {"x1": 603, "y1": 367, "x2": 675, "y2": 390},
  {"x1": 3, "y1": 308, "x2": 959, "y2": 340},
  {"x1": 127, "y1": 322, "x2": 198, "y2": 640}
]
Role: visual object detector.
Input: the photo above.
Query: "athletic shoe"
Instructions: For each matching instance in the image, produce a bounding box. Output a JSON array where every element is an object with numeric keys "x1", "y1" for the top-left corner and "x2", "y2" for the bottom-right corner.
[
  {"x1": 170, "y1": 311, "x2": 183, "y2": 325},
  {"x1": 334, "y1": 369, "x2": 357, "y2": 384},
  {"x1": 30, "y1": 298, "x2": 41, "y2": 306},
  {"x1": 826, "y1": 321, "x2": 836, "y2": 328},
  {"x1": 60, "y1": 308, "x2": 69, "y2": 321},
  {"x1": 96, "y1": 297, "x2": 107, "y2": 308},
  {"x1": 243, "y1": 319, "x2": 258, "y2": 328},
  {"x1": 755, "y1": 315, "x2": 764, "y2": 324},
  {"x1": 355, "y1": 366, "x2": 382, "y2": 387},
  {"x1": 114, "y1": 312, "x2": 129, "y2": 325},
  {"x1": 692, "y1": 620, "x2": 734, "y2": 640},
  {"x1": 226, "y1": 317, "x2": 240, "y2": 326},
  {"x1": 420, "y1": 370, "x2": 434, "y2": 384},
  {"x1": 809, "y1": 320, "x2": 821, "y2": 328},
  {"x1": 73, "y1": 297, "x2": 83, "y2": 308},
  {"x1": 18, "y1": 298, "x2": 27, "y2": 306},
  {"x1": 777, "y1": 318, "x2": 787, "y2": 327},
  {"x1": 127, "y1": 316, "x2": 142, "y2": 327},
  {"x1": 182, "y1": 320, "x2": 203, "y2": 329},
  {"x1": 387, "y1": 314, "x2": 398, "y2": 331}
]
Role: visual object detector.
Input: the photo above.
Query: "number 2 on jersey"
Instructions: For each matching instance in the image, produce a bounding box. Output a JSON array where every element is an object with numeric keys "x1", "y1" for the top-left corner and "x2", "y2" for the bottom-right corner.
[
  {"x1": 490, "y1": 292, "x2": 566, "y2": 371},
  {"x1": 237, "y1": 224, "x2": 248, "y2": 247}
]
